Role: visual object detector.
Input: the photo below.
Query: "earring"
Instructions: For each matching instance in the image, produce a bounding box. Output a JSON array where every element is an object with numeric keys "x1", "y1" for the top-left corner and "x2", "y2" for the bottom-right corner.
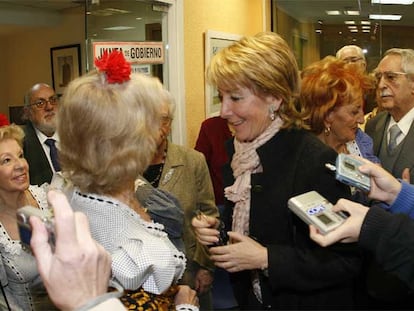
[
  {"x1": 324, "y1": 126, "x2": 331, "y2": 136},
  {"x1": 269, "y1": 104, "x2": 276, "y2": 121}
]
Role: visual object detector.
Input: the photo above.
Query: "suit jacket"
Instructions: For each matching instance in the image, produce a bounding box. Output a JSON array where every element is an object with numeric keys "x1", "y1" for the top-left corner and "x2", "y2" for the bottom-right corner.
[
  {"x1": 365, "y1": 111, "x2": 414, "y2": 182},
  {"x1": 158, "y1": 143, "x2": 219, "y2": 273},
  {"x1": 22, "y1": 122, "x2": 53, "y2": 186},
  {"x1": 223, "y1": 128, "x2": 361, "y2": 310}
]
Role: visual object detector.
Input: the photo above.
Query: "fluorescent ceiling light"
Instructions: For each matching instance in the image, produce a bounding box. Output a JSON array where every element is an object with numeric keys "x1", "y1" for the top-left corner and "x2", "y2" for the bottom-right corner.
[
  {"x1": 350, "y1": 29, "x2": 359, "y2": 32},
  {"x1": 362, "y1": 26, "x2": 371, "y2": 29},
  {"x1": 361, "y1": 21, "x2": 371, "y2": 25},
  {"x1": 362, "y1": 30, "x2": 371, "y2": 32},
  {"x1": 344, "y1": 10, "x2": 360, "y2": 15},
  {"x1": 326, "y1": 10, "x2": 341, "y2": 15},
  {"x1": 103, "y1": 26, "x2": 135, "y2": 31},
  {"x1": 89, "y1": 8, "x2": 130, "y2": 16},
  {"x1": 372, "y1": 0, "x2": 413, "y2": 4},
  {"x1": 345, "y1": 20, "x2": 356, "y2": 24},
  {"x1": 369, "y1": 14, "x2": 402, "y2": 20}
]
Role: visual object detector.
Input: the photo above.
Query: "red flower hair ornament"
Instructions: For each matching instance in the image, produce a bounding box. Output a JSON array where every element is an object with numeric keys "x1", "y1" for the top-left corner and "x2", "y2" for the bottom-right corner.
[
  {"x1": 0, "y1": 113, "x2": 9, "y2": 127},
  {"x1": 94, "y1": 50, "x2": 131, "y2": 84}
]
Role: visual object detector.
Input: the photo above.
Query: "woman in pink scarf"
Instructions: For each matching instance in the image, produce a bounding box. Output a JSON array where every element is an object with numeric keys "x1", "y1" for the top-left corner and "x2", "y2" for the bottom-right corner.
[{"x1": 192, "y1": 32, "x2": 361, "y2": 310}]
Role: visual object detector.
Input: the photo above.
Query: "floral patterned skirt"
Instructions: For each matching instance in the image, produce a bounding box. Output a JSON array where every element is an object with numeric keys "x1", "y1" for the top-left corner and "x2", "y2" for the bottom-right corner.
[{"x1": 120, "y1": 285, "x2": 179, "y2": 311}]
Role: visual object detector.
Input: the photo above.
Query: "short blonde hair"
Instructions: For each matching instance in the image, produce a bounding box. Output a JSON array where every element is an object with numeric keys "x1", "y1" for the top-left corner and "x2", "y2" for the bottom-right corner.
[
  {"x1": 58, "y1": 71, "x2": 163, "y2": 194},
  {"x1": 0, "y1": 124, "x2": 24, "y2": 147},
  {"x1": 206, "y1": 32, "x2": 305, "y2": 129},
  {"x1": 301, "y1": 56, "x2": 374, "y2": 135}
]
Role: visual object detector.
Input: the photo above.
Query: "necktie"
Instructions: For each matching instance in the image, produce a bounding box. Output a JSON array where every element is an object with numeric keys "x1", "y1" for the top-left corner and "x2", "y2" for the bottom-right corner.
[
  {"x1": 388, "y1": 124, "x2": 402, "y2": 152},
  {"x1": 45, "y1": 138, "x2": 61, "y2": 171}
]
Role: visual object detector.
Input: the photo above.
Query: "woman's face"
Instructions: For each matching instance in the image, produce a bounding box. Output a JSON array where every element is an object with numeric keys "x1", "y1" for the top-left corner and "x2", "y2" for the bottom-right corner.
[
  {"x1": 219, "y1": 86, "x2": 280, "y2": 142},
  {"x1": 0, "y1": 139, "x2": 29, "y2": 194},
  {"x1": 327, "y1": 94, "x2": 365, "y2": 145},
  {"x1": 156, "y1": 102, "x2": 172, "y2": 148}
]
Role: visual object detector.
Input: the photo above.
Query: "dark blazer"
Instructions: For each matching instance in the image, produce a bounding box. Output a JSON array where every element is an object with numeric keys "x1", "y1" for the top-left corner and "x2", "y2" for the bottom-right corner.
[
  {"x1": 223, "y1": 128, "x2": 361, "y2": 310},
  {"x1": 22, "y1": 122, "x2": 53, "y2": 185},
  {"x1": 365, "y1": 111, "x2": 414, "y2": 182}
]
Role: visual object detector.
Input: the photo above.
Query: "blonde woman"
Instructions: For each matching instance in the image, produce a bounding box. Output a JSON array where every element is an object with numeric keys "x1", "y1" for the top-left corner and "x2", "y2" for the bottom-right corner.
[
  {"x1": 57, "y1": 51, "x2": 198, "y2": 311},
  {"x1": 0, "y1": 124, "x2": 56, "y2": 310}
]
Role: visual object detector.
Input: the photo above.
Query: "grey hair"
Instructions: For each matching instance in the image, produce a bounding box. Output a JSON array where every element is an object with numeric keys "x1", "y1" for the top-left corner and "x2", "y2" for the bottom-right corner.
[
  {"x1": 336, "y1": 45, "x2": 366, "y2": 62},
  {"x1": 160, "y1": 88, "x2": 176, "y2": 118},
  {"x1": 383, "y1": 48, "x2": 414, "y2": 76}
]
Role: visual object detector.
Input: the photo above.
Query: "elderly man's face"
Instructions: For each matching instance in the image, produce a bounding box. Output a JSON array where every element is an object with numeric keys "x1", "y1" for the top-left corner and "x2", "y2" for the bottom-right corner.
[
  {"x1": 28, "y1": 84, "x2": 58, "y2": 136},
  {"x1": 375, "y1": 54, "x2": 414, "y2": 120},
  {"x1": 339, "y1": 48, "x2": 367, "y2": 72}
]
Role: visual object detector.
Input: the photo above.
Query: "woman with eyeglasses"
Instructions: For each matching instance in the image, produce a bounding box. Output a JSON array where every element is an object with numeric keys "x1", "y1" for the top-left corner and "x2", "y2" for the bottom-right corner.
[{"x1": 143, "y1": 89, "x2": 219, "y2": 311}]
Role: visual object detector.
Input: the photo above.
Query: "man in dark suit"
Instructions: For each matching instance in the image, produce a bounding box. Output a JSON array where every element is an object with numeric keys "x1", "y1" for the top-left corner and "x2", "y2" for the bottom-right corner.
[
  {"x1": 22, "y1": 83, "x2": 60, "y2": 185},
  {"x1": 365, "y1": 48, "x2": 414, "y2": 183}
]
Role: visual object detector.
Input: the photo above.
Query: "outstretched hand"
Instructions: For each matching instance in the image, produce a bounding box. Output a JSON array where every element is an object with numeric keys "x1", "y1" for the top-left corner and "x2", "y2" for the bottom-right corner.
[
  {"x1": 354, "y1": 157, "x2": 401, "y2": 204},
  {"x1": 30, "y1": 190, "x2": 112, "y2": 311},
  {"x1": 309, "y1": 198, "x2": 369, "y2": 247}
]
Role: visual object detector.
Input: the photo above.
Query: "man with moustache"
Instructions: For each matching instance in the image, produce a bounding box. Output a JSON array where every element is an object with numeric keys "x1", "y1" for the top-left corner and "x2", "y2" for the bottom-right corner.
[
  {"x1": 22, "y1": 83, "x2": 60, "y2": 185},
  {"x1": 365, "y1": 50, "x2": 414, "y2": 309},
  {"x1": 365, "y1": 48, "x2": 414, "y2": 183}
]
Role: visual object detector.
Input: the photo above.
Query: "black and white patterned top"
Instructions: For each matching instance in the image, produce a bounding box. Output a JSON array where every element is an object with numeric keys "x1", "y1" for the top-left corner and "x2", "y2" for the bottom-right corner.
[{"x1": 69, "y1": 189, "x2": 186, "y2": 295}]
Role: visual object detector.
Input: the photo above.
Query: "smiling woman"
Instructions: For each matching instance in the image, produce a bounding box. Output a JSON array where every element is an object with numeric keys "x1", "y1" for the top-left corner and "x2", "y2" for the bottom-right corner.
[
  {"x1": 192, "y1": 31, "x2": 361, "y2": 310},
  {"x1": 300, "y1": 55, "x2": 380, "y2": 163},
  {"x1": 0, "y1": 124, "x2": 57, "y2": 311}
]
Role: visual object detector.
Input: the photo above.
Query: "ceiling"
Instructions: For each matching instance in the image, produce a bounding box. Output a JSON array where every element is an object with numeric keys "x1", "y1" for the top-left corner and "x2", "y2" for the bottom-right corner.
[
  {"x1": 0, "y1": 0, "x2": 82, "y2": 11},
  {"x1": 1, "y1": 0, "x2": 414, "y2": 36},
  {"x1": 276, "y1": 0, "x2": 414, "y2": 27}
]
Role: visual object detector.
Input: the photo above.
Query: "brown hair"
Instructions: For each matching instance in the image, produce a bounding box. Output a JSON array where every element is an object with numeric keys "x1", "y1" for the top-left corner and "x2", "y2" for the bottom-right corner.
[{"x1": 300, "y1": 56, "x2": 374, "y2": 134}]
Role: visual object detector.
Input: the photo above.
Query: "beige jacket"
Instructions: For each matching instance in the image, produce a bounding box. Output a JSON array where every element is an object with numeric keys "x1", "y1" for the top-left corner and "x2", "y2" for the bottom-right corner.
[{"x1": 158, "y1": 143, "x2": 219, "y2": 271}]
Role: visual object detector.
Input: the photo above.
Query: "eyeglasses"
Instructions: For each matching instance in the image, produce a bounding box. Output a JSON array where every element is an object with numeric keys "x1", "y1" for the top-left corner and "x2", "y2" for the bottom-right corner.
[
  {"x1": 343, "y1": 56, "x2": 364, "y2": 64},
  {"x1": 161, "y1": 115, "x2": 172, "y2": 125},
  {"x1": 30, "y1": 96, "x2": 59, "y2": 109},
  {"x1": 374, "y1": 71, "x2": 408, "y2": 84}
]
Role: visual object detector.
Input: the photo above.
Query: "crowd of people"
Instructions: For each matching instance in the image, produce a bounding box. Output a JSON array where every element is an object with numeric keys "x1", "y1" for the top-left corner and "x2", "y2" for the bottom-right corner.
[{"x1": 1, "y1": 30, "x2": 414, "y2": 311}]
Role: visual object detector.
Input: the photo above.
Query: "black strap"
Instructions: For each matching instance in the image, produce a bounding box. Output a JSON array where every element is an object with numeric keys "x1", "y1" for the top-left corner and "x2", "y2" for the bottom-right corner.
[
  {"x1": 0, "y1": 283, "x2": 11, "y2": 311},
  {"x1": 0, "y1": 256, "x2": 11, "y2": 310}
]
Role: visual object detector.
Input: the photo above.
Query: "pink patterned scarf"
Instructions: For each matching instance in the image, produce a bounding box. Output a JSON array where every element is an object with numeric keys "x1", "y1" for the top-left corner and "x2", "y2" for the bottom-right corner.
[{"x1": 224, "y1": 117, "x2": 284, "y2": 235}]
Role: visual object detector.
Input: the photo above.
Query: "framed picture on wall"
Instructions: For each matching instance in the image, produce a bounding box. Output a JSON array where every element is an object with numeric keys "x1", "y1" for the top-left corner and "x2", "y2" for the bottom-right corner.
[
  {"x1": 204, "y1": 30, "x2": 242, "y2": 117},
  {"x1": 50, "y1": 44, "x2": 81, "y2": 95}
]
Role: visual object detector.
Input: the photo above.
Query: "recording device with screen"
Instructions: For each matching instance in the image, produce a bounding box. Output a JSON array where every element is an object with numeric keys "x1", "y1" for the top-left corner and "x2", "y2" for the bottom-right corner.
[
  {"x1": 17, "y1": 206, "x2": 55, "y2": 252},
  {"x1": 335, "y1": 153, "x2": 371, "y2": 192},
  {"x1": 288, "y1": 191, "x2": 347, "y2": 235}
]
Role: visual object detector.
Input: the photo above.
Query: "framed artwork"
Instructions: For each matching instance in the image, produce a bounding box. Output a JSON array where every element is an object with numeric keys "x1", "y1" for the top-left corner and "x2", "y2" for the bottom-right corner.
[
  {"x1": 50, "y1": 44, "x2": 81, "y2": 95},
  {"x1": 204, "y1": 30, "x2": 242, "y2": 117}
]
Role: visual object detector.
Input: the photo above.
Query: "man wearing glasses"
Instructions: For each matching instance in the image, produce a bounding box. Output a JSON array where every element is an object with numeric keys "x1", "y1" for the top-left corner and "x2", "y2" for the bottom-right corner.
[
  {"x1": 365, "y1": 48, "x2": 414, "y2": 184},
  {"x1": 336, "y1": 44, "x2": 367, "y2": 71},
  {"x1": 22, "y1": 83, "x2": 60, "y2": 185}
]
